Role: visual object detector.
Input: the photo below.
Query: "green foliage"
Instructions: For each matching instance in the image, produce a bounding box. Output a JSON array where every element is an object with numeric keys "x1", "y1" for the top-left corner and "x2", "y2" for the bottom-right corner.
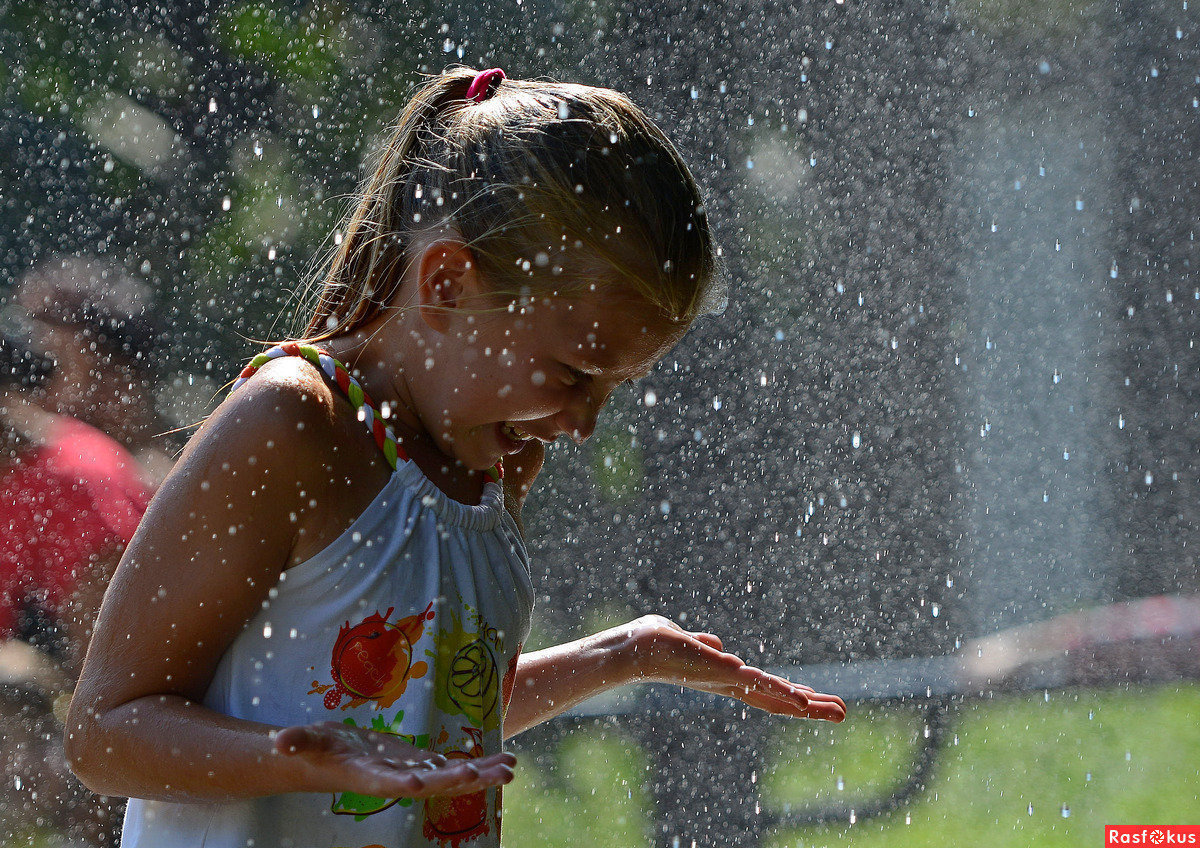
[
  {"x1": 590, "y1": 426, "x2": 646, "y2": 505},
  {"x1": 505, "y1": 732, "x2": 652, "y2": 848},
  {"x1": 501, "y1": 684, "x2": 1200, "y2": 847}
]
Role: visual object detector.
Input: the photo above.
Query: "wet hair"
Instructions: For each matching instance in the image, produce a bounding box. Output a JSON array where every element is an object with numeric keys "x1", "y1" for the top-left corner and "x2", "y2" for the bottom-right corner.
[{"x1": 299, "y1": 65, "x2": 725, "y2": 342}]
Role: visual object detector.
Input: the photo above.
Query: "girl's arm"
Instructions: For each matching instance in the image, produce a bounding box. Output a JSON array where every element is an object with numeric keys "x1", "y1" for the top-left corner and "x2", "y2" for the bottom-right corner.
[
  {"x1": 504, "y1": 615, "x2": 847, "y2": 738},
  {"x1": 65, "y1": 366, "x2": 513, "y2": 803}
]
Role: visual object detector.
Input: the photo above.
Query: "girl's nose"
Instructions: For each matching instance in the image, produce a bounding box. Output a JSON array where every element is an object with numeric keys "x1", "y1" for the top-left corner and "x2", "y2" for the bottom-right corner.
[{"x1": 555, "y1": 392, "x2": 598, "y2": 445}]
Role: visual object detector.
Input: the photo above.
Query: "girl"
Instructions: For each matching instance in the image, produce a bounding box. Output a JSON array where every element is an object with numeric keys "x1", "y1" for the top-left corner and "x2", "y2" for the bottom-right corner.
[{"x1": 65, "y1": 66, "x2": 846, "y2": 848}]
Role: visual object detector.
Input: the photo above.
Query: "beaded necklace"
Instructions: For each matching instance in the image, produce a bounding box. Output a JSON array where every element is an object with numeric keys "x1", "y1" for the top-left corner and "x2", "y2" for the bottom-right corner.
[{"x1": 231, "y1": 341, "x2": 503, "y2": 484}]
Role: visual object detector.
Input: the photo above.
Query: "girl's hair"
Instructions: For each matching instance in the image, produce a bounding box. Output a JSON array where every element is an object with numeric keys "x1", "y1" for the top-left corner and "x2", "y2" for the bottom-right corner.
[{"x1": 299, "y1": 66, "x2": 724, "y2": 342}]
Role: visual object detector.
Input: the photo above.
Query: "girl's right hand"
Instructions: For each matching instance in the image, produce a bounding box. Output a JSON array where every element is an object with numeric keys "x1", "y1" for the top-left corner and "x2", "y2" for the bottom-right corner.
[{"x1": 273, "y1": 721, "x2": 516, "y2": 799}]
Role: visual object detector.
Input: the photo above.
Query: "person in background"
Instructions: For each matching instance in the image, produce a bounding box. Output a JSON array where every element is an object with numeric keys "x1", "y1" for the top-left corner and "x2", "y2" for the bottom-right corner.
[
  {"x1": 0, "y1": 329, "x2": 149, "y2": 846},
  {"x1": 10, "y1": 254, "x2": 174, "y2": 485}
]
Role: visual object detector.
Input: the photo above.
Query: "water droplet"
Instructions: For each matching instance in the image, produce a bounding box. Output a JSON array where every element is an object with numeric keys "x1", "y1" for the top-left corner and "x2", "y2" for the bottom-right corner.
[
  {"x1": 1145, "y1": 472, "x2": 1154, "y2": 486},
  {"x1": 932, "y1": 604, "x2": 940, "y2": 617},
  {"x1": 1061, "y1": 803, "x2": 1071, "y2": 818},
  {"x1": 1028, "y1": 802, "x2": 1034, "y2": 815},
  {"x1": 262, "y1": 623, "x2": 272, "y2": 639},
  {"x1": 851, "y1": 431, "x2": 861, "y2": 449},
  {"x1": 644, "y1": 389, "x2": 657, "y2": 407},
  {"x1": 836, "y1": 776, "x2": 845, "y2": 791}
]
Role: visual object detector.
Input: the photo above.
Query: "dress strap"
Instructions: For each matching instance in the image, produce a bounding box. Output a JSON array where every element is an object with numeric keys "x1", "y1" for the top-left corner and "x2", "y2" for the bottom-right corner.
[{"x1": 231, "y1": 342, "x2": 503, "y2": 483}]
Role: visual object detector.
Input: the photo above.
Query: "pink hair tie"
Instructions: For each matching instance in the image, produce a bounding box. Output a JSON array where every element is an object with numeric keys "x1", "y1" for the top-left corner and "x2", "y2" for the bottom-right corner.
[{"x1": 466, "y1": 68, "x2": 506, "y2": 103}]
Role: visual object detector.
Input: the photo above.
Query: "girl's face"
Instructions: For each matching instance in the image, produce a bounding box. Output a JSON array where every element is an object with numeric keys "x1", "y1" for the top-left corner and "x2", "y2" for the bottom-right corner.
[{"x1": 412, "y1": 286, "x2": 687, "y2": 471}]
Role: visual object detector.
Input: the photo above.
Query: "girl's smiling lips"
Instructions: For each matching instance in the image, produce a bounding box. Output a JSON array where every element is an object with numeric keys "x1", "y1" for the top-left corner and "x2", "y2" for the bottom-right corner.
[{"x1": 496, "y1": 421, "x2": 538, "y2": 454}]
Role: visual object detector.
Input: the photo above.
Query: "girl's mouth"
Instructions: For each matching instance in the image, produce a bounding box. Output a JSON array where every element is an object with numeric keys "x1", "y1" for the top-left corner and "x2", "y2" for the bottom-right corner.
[{"x1": 497, "y1": 421, "x2": 534, "y2": 452}]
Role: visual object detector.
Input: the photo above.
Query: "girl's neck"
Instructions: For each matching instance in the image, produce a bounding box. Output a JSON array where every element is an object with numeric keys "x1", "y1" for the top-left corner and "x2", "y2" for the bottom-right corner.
[{"x1": 315, "y1": 329, "x2": 488, "y2": 494}]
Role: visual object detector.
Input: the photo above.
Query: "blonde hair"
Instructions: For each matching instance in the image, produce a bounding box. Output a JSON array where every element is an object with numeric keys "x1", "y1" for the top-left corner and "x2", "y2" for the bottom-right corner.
[{"x1": 299, "y1": 66, "x2": 724, "y2": 341}]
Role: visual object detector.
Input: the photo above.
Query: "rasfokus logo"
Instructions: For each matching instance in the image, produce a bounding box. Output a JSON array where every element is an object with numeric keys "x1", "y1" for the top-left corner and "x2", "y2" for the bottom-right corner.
[{"x1": 1107, "y1": 826, "x2": 1200, "y2": 844}]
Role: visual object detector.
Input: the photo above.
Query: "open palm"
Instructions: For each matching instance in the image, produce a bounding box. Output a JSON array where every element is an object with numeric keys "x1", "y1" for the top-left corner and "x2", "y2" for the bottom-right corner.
[
  {"x1": 624, "y1": 615, "x2": 847, "y2": 722},
  {"x1": 273, "y1": 721, "x2": 515, "y2": 799}
]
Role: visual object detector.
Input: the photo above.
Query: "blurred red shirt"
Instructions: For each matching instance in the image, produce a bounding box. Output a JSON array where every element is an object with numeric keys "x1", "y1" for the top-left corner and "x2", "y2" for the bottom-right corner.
[{"x1": 0, "y1": 416, "x2": 150, "y2": 638}]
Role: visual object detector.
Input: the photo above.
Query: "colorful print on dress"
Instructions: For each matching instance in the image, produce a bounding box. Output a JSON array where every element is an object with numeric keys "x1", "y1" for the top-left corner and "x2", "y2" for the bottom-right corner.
[
  {"x1": 422, "y1": 726, "x2": 489, "y2": 848},
  {"x1": 426, "y1": 606, "x2": 503, "y2": 731},
  {"x1": 317, "y1": 602, "x2": 435, "y2": 709},
  {"x1": 328, "y1": 710, "x2": 430, "y2": 819}
]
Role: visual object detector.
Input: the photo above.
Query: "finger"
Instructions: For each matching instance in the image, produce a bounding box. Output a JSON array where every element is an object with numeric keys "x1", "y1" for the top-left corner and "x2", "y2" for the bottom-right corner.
[
  {"x1": 739, "y1": 685, "x2": 847, "y2": 722},
  {"x1": 690, "y1": 631, "x2": 724, "y2": 651},
  {"x1": 376, "y1": 754, "x2": 516, "y2": 799}
]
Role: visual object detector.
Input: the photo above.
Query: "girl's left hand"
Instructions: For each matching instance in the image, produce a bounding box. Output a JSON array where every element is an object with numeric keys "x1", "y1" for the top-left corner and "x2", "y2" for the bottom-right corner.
[{"x1": 615, "y1": 615, "x2": 847, "y2": 723}]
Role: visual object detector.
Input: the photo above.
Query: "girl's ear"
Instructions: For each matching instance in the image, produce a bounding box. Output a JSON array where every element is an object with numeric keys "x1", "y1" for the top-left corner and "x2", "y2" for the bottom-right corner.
[{"x1": 415, "y1": 240, "x2": 481, "y2": 333}]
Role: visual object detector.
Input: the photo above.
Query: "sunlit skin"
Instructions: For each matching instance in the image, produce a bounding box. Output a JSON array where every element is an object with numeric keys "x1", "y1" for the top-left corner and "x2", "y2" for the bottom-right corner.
[{"x1": 64, "y1": 234, "x2": 845, "y2": 808}]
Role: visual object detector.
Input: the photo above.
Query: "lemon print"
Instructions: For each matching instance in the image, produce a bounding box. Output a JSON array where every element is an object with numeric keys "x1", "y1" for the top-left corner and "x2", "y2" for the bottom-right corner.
[{"x1": 448, "y1": 639, "x2": 499, "y2": 724}]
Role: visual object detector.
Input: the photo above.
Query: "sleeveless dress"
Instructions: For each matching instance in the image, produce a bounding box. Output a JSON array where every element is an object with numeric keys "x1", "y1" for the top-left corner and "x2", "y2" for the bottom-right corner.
[{"x1": 121, "y1": 343, "x2": 535, "y2": 848}]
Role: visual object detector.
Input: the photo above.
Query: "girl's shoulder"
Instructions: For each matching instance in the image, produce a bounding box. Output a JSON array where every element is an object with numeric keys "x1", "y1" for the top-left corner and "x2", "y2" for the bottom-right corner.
[{"x1": 187, "y1": 355, "x2": 348, "y2": 484}]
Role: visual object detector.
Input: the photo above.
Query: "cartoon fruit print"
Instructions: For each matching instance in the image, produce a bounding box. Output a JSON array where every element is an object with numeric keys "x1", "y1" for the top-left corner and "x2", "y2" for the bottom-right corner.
[
  {"x1": 423, "y1": 728, "x2": 489, "y2": 847},
  {"x1": 447, "y1": 638, "x2": 499, "y2": 724},
  {"x1": 325, "y1": 602, "x2": 434, "y2": 710}
]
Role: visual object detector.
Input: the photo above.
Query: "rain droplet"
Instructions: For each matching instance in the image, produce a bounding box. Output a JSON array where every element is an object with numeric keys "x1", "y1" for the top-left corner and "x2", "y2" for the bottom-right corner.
[
  {"x1": 1061, "y1": 803, "x2": 1071, "y2": 818},
  {"x1": 643, "y1": 389, "x2": 657, "y2": 407},
  {"x1": 836, "y1": 776, "x2": 845, "y2": 791},
  {"x1": 262, "y1": 623, "x2": 272, "y2": 639},
  {"x1": 851, "y1": 431, "x2": 861, "y2": 449}
]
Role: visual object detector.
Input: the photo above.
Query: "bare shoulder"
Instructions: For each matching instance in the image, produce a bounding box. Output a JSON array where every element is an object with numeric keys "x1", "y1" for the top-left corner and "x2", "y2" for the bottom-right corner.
[
  {"x1": 184, "y1": 356, "x2": 342, "y2": 480},
  {"x1": 72, "y1": 356, "x2": 348, "y2": 710}
]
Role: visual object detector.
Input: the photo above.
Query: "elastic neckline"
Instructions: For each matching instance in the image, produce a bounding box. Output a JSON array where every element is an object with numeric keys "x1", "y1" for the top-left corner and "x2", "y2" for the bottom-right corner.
[{"x1": 393, "y1": 461, "x2": 506, "y2": 530}]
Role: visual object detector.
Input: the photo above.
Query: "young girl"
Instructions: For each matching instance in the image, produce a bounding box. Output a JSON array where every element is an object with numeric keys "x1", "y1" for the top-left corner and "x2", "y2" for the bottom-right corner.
[{"x1": 65, "y1": 66, "x2": 846, "y2": 848}]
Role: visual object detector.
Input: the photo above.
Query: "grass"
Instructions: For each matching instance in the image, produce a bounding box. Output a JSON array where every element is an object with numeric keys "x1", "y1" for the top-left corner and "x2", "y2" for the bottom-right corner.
[{"x1": 502, "y1": 683, "x2": 1200, "y2": 847}]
